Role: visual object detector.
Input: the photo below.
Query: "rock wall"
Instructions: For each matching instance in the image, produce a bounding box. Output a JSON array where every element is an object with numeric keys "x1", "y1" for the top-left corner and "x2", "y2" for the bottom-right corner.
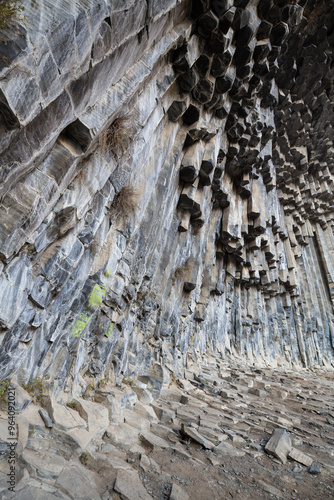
[{"x1": 0, "y1": 0, "x2": 333, "y2": 394}]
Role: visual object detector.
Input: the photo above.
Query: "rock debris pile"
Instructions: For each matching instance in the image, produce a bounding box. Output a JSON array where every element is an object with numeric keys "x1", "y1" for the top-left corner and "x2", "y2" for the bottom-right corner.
[{"x1": 0, "y1": 360, "x2": 333, "y2": 499}]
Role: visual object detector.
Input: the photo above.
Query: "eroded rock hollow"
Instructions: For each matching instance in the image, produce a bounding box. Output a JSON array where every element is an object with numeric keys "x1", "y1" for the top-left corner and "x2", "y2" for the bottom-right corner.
[{"x1": 0, "y1": 0, "x2": 334, "y2": 395}]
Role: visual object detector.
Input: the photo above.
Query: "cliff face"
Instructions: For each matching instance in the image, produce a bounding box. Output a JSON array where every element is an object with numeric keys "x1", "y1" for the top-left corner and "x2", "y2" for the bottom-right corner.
[{"x1": 0, "y1": 0, "x2": 333, "y2": 394}]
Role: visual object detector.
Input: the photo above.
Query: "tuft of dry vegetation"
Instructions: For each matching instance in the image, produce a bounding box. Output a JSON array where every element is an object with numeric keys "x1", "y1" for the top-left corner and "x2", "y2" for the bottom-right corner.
[
  {"x1": 66, "y1": 401, "x2": 78, "y2": 410},
  {"x1": 21, "y1": 243, "x2": 35, "y2": 255},
  {"x1": 99, "y1": 116, "x2": 131, "y2": 155},
  {"x1": 22, "y1": 377, "x2": 49, "y2": 406},
  {"x1": 172, "y1": 259, "x2": 192, "y2": 282},
  {"x1": 0, "y1": 0, "x2": 26, "y2": 31},
  {"x1": 98, "y1": 377, "x2": 110, "y2": 389},
  {"x1": 0, "y1": 380, "x2": 9, "y2": 408},
  {"x1": 83, "y1": 383, "x2": 95, "y2": 400},
  {"x1": 112, "y1": 185, "x2": 141, "y2": 219},
  {"x1": 122, "y1": 378, "x2": 136, "y2": 388},
  {"x1": 91, "y1": 239, "x2": 102, "y2": 257}
]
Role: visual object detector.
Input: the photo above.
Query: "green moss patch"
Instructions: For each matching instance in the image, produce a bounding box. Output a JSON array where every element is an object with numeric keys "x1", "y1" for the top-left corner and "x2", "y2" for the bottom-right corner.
[
  {"x1": 71, "y1": 310, "x2": 91, "y2": 337},
  {"x1": 105, "y1": 268, "x2": 112, "y2": 278},
  {"x1": 105, "y1": 322, "x2": 114, "y2": 338},
  {"x1": 88, "y1": 284, "x2": 106, "y2": 310}
]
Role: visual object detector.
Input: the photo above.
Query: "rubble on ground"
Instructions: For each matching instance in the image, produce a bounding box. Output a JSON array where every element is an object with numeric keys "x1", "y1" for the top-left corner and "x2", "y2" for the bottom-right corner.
[{"x1": 0, "y1": 359, "x2": 333, "y2": 499}]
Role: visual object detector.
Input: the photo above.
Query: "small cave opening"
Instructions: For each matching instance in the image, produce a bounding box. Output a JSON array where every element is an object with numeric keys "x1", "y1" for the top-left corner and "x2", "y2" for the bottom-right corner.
[{"x1": 59, "y1": 119, "x2": 92, "y2": 153}]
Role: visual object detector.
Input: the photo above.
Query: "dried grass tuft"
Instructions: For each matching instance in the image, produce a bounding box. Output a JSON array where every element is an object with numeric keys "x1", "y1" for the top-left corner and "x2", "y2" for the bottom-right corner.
[
  {"x1": 0, "y1": 0, "x2": 26, "y2": 31},
  {"x1": 172, "y1": 259, "x2": 192, "y2": 282},
  {"x1": 99, "y1": 116, "x2": 131, "y2": 155},
  {"x1": 112, "y1": 185, "x2": 141, "y2": 219}
]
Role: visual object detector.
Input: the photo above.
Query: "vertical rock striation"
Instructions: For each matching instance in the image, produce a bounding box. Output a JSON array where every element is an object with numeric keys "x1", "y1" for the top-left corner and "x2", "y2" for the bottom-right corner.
[{"x1": 0, "y1": 0, "x2": 333, "y2": 394}]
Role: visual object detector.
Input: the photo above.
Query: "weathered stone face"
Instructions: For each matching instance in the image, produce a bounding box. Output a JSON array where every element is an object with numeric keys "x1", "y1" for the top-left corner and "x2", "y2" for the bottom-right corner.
[{"x1": 0, "y1": 0, "x2": 333, "y2": 390}]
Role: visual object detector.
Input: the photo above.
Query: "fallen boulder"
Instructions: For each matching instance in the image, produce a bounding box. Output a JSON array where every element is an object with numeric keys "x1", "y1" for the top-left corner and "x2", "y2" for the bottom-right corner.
[{"x1": 264, "y1": 428, "x2": 292, "y2": 464}]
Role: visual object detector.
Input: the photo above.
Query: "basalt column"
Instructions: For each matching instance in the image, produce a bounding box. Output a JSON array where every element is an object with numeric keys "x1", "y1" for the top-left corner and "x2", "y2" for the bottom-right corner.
[{"x1": 0, "y1": 0, "x2": 333, "y2": 394}]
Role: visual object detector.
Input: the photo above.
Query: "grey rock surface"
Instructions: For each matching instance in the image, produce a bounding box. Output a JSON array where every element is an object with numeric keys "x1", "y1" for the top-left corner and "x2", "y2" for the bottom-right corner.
[
  {"x1": 265, "y1": 428, "x2": 292, "y2": 464},
  {"x1": 170, "y1": 482, "x2": 189, "y2": 500},
  {"x1": 114, "y1": 469, "x2": 153, "y2": 500},
  {"x1": 0, "y1": 0, "x2": 332, "y2": 415},
  {"x1": 288, "y1": 448, "x2": 313, "y2": 467}
]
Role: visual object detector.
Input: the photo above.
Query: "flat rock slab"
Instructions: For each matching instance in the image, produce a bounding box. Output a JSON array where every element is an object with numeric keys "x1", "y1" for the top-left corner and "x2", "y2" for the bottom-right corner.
[
  {"x1": 170, "y1": 482, "x2": 189, "y2": 500},
  {"x1": 114, "y1": 469, "x2": 153, "y2": 500},
  {"x1": 20, "y1": 449, "x2": 68, "y2": 479},
  {"x1": 105, "y1": 455, "x2": 135, "y2": 471},
  {"x1": 124, "y1": 409, "x2": 151, "y2": 432},
  {"x1": 248, "y1": 388, "x2": 267, "y2": 397},
  {"x1": 140, "y1": 453, "x2": 151, "y2": 472},
  {"x1": 55, "y1": 463, "x2": 102, "y2": 499},
  {"x1": 64, "y1": 428, "x2": 93, "y2": 451},
  {"x1": 198, "y1": 426, "x2": 225, "y2": 445},
  {"x1": 104, "y1": 423, "x2": 145, "y2": 453},
  {"x1": 171, "y1": 443, "x2": 192, "y2": 460},
  {"x1": 182, "y1": 425, "x2": 215, "y2": 449},
  {"x1": 257, "y1": 480, "x2": 284, "y2": 499},
  {"x1": 134, "y1": 402, "x2": 158, "y2": 422},
  {"x1": 265, "y1": 428, "x2": 292, "y2": 464},
  {"x1": 139, "y1": 431, "x2": 170, "y2": 450},
  {"x1": 150, "y1": 403, "x2": 175, "y2": 423},
  {"x1": 214, "y1": 441, "x2": 246, "y2": 457},
  {"x1": 74, "y1": 398, "x2": 109, "y2": 437},
  {"x1": 133, "y1": 387, "x2": 154, "y2": 404},
  {"x1": 176, "y1": 408, "x2": 199, "y2": 425},
  {"x1": 47, "y1": 398, "x2": 87, "y2": 431},
  {"x1": 7, "y1": 484, "x2": 68, "y2": 500},
  {"x1": 208, "y1": 456, "x2": 221, "y2": 466},
  {"x1": 288, "y1": 448, "x2": 313, "y2": 467}
]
